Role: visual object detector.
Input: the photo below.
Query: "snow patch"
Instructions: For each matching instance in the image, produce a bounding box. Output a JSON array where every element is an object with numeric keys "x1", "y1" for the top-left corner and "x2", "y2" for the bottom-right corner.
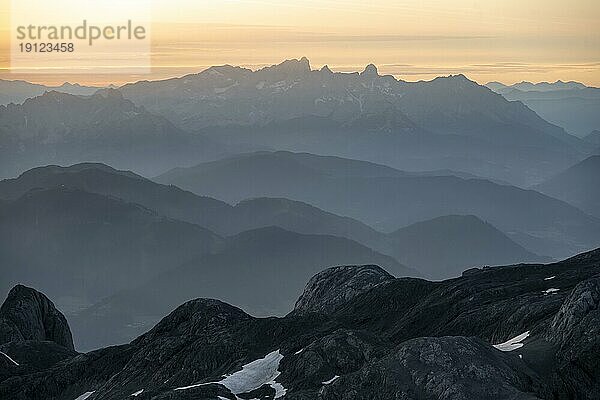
[
  {"x1": 294, "y1": 348, "x2": 304, "y2": 355},
  {"x1": 544, "y1": 276, "x2": 556, "y2": 280},
  {"x1": 0, "y1": 350, "x2": 19, "y2": 366},
  {"x1": 322, "y1": 375, "x2": 339, "y2": 385},
  {"x1": 493, "y1": 331, "x2": 530, "y2": 352},
  {"x1": 74, "y1": 392, "x2": 95, "y2": 400},
  {"x1": 543, "y1": 288, "x2": 560, "y2": 295},
  {"x1": 130, "y1": 389, "x2": 144, "y2": 396},
  {"x1": 175, "y1": 350, "x2": 287, "y2": 398}
]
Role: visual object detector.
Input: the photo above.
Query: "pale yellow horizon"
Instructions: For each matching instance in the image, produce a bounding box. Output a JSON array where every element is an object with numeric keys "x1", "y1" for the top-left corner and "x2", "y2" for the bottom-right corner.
[{"x1": 1, "y1": 0, "x2": 599, "y2": 86}]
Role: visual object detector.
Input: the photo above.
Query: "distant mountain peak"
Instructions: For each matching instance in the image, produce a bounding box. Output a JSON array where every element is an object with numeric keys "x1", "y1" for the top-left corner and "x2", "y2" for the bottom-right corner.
[
  {"x1": 360, "y1": 63, "x2": 379, "y2": 77},
  {"x1": 261, "y1": 57, "x2": 312, "y2": 75},
  {"x1": 93, "y1": 87, "x2": 125, "y2": 99},
  {"x1": 201, "y1": 64, "x2": 251, "y2": 77},
  {"x1": 15, "y1": 162, "x2": 141, "y2": 182},
  {"x1": 320, "y1": 64, "x2": 333, "y2": 74}
]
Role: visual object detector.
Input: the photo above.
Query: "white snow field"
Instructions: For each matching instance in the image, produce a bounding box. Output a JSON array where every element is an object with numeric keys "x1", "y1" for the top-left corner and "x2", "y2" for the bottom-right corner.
[
  {"x1": 322, "y1": 375, "x2": 340, "y2": 385},
  {"x1": 493, "y1": 331, "x2": 530, "y2": 352},
  {"x1": 74, "y1": 391, "x2": 95, "y2": 400},
  {"x1": 0, "y1": 350, "x2": 19, "y2": 366},
  {"x1": 175, "y1": 349, "x2": 287, "y2": 398}
]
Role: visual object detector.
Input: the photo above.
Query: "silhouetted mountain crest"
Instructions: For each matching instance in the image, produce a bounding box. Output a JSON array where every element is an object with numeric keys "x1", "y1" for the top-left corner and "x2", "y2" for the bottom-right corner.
[
  {"x1": 0, "y1": 285, "x2": 73, "y2": 350},
  {"x1": 293, "y1": 265, "x2": 393, "y2": 315},
  {"x1": 360, "y1": 63, "x2": 379, "y2": 77},
  {"x1": 259, "y1": 57, "x2": 311, "y2": 76}
]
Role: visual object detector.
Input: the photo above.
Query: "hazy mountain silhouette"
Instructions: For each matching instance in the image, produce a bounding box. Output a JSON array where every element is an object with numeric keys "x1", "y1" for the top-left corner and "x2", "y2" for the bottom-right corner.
[
  {"x1": 0, "y1": 163, "x2": 542, "y2": 278},
  {"x1": 71, "y1": 226, "x2": 414, "y2": 350},
  {"x1": 0, "y1": 187, "x2": 223, "y2": 309},
  {"x1": 157, "y1": 151, "x2": 600, "y2": 258},
  {"x1": 115, "y1": 59, "x2": 582, "y2": 185},
  {"x1": 487, "y1": 81, "x2": 600, "y2": 138},
  {"x1": 487, "y1": 80, "x2": 588, "y2": 93},
  {"x1": 388, "y1": 215, "x2": 547, "y2": 279},
  {"x1": 0, "y1": 161, "x2": 544, "y2": 279},
  {"x1": 200, "y1": 198, "x2": 547, "y2": 279},
  {"x1": 0, "y1": 79, "x2": 101, "y2": 106},
  {"x1": 584, "y1": 130, "x2": 600, "y2": 146},
  {"x1": 0, "y1": 90, "x2": 237, "y2": 179},
  {"x1": 534, "y1": 156, "x2": 600, "y2": 218},
  {"x1": 0, "y1": 163, "x2": 233, "y2": 233}
]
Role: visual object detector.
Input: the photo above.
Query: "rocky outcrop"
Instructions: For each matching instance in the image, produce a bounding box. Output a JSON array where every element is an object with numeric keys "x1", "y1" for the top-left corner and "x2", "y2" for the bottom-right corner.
[
  {"x1": 292, "y1": 265, "x2": 394, "y2": 315},
  {"x1": 279, "y1": 329, "x2": 384, "y2": 394},
  {"x1": 546, "y1": 275, "x2": 600, "y2": 398},
  {"x1": 136, "y1": 298, "x2": 252, "y2": 343},
  {"x1": 3, "y1": 249, "x2": 600, "y2": 399},
  {"x1": 321, "y1": 336, "x2": 542, "y2": 400},
  {"x1": 1, "y1": 340, "x2": 76, "y2": 370},
  {"x1": 0, "y1": 285, "x2": 74, "y2": 350},
  {"x1": 547, "y1": 275, "x2": 600, "y2": 346}
]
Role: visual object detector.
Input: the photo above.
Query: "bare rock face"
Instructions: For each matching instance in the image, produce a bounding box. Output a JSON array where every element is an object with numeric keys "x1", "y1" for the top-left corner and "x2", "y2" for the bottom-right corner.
[
  {"x1": 292, "y1": 265, "x2": 394, "y2": 315},
  {"x1": 0, "y1": 285, "x2": 74, "y2": 350},
  {"x1": 3, "y1": 249, "x2": 600, "y2": 400},
  {"x1": 547, "y1": 275, "x2": 600, "y2": 398},
  {"x1": 321, "y1": 336, "x2": 541, "y2": 400},
  {"x1": 548, "y1": 274, "x2": 600, "y2": 346}
]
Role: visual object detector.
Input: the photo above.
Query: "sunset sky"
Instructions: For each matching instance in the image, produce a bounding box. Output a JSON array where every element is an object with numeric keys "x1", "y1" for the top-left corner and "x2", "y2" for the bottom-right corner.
[{"x1": 1, "y1": 0, "x2": 599, "y2": 86}]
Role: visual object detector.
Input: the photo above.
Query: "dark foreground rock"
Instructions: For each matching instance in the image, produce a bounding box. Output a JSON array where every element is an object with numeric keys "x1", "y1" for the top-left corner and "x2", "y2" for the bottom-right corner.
[
  {"x1": 0, "y1": 285, "x2": 74, "y2": 350},
  {"x1": 292, "y1": 265, "x2": 394, "y2": 315},
  {"x1": 1, "y1": 249, "x2": 600, "y2": 399}
]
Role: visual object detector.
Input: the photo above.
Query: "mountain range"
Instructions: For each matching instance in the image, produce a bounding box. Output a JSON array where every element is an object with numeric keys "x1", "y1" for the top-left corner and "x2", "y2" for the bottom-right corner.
[
  {"x1": 112, "y1": 59, "x2": 583, "y2": 185},
  {"x1": 0, "y1": 162, "x2": 546, "y2": 275},
  {"x1": 0, "y1": 79, "x2": 102, "y2": 106},
  {"x1": 1, "y1": 60, "x2": 598, "y2": 384},
  {"x1": 486, "y1": 80, "x2": 588, "y2": 93},
  {"x1": 1, "y1": 248, "x2": 599, "y2": 399},
  {"x1": 0, "y1": 187, "x2": 223, "y2": 305},
  {"x1": 156, "y1": 151, "x2": 600, "y2": 259},
  {"x1": 0, "y1": 162, "x2": 556, "y2": 349},
  {"x1": 0, "y1": 90, "x2": 239, "y2": 179},
  {"x1": 1, "y1": 60, "x2": 592, "y2": 187},
  {"x1": 487, "y1": 80, "x2": 600, "y2": 138},
  {"x1": 534, "y1": 155, "x2": 600, "y2": 218}
]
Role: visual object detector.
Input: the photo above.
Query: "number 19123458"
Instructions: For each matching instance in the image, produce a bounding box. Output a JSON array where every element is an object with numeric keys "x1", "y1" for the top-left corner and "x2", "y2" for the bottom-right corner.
[{"x1": 19, "y1": 43, "x2": 74, "y2": 52}]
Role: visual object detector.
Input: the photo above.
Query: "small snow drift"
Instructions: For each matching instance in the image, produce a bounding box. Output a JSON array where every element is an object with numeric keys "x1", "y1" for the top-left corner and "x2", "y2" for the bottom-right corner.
[
  {"x1": 543, "y1": 288, "x2": 560, "y2": 295},
  {"x1": 74, "y1": 392, "x2": 95, "y2": 400},
  {"x1": 493, "y1": 331, "x2": 530, "y2": 352},
  {"x1": 176, "y1": 350, "x2": 287, "y2": 398},
  {"x1": 0, "y1": 350, "x2": 19, "y2": 366},
  {"x1": 322, "y1": 375, "x2": 340, "y2": 385}
]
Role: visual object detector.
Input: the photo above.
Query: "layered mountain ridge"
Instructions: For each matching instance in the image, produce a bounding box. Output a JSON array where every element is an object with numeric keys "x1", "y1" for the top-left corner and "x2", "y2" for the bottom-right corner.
[
  {"x1": 156, "y1": 151, "x2": 600, "y2": 259},
  {"x1": 0, "y1": 90, "x2": 236, "y2": 179},
  {"x1": 113, "y1": 58, "x2": 583, "y2": 185}
]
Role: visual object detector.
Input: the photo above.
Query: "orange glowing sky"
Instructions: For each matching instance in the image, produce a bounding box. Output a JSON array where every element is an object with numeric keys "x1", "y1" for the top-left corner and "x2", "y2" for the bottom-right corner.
[{"x1": 0, "y1": 0, "x2": 599, "y2": 86}]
